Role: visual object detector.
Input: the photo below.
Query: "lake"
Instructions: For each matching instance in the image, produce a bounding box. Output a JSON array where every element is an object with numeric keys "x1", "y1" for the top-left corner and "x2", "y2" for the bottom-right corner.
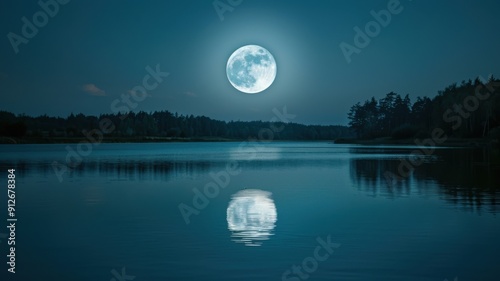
[{"x1": 0, "y1": 142, "x2": 499, "y2": 281}]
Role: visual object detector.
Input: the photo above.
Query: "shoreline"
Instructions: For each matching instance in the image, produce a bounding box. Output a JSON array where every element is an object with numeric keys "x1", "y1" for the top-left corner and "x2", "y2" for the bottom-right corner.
[
  {"x1": 0, "y1": 136, "x2": 241, "y2": 144},
  {"x1": 0, "y1": 136, "x2": 497, "y2": 148},
  {"x1": 334, "y1": 137, "x2": 499, "y2": 148},
  {"x1": 0, "y1": 136, "x2": 330, "y2": 144}
]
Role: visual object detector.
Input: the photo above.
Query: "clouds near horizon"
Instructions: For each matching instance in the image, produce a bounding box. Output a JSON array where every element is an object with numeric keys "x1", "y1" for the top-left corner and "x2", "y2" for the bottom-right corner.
[{"x1": 82, "y1": 84, "x2": 106, "y2": 96}]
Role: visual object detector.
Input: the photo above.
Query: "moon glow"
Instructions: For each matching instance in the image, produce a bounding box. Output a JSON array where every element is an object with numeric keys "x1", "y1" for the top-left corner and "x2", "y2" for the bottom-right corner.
[{"x1": 226, "y1": 45, "x2": 277, "y2": 94}]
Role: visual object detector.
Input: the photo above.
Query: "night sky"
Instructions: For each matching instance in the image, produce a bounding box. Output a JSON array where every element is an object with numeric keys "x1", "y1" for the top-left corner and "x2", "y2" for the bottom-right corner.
[{"x1": 1, "y1": 0, "x2": 500, "y2": 125}]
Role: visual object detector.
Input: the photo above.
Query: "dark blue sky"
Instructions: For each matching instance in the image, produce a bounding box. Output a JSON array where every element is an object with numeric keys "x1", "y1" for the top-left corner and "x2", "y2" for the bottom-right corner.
[{"x1": 1, "y1": 0, "x2": 499, "y2": 125}]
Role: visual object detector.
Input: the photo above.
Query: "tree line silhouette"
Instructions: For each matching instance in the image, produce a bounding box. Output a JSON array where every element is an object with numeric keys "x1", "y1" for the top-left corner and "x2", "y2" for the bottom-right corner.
[
  {"x1": 0, "y1": 110, "x2": 352, "y2": 141},
  {"x1": 2, "y1": 76, "x2": 498, "y2": 142},
  {"x1": 347, "y1": 77, "x2": 500, "y2": 139}
]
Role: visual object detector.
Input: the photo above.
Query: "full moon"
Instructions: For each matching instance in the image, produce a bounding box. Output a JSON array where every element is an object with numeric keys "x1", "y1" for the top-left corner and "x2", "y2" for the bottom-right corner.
[{"x1": 226, "y1": 45, "x2": 277, "y2": 94}]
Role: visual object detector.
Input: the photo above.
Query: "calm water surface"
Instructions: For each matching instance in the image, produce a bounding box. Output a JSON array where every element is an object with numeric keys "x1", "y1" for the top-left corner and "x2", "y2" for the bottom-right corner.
[{"x1": 0, "y1": 142, "x2": 499, "y2": 281}]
